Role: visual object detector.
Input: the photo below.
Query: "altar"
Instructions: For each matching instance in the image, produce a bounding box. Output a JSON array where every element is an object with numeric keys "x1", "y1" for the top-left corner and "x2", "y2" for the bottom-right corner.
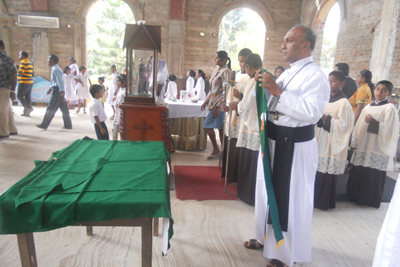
[{"x1": 164, "y1": 99, "x2": 208, "y2": 150}]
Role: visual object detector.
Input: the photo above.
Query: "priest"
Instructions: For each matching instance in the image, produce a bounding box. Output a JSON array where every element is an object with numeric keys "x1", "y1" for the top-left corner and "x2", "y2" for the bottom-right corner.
[{"x1": 245, "y1": 25, "x2": 330, "y2": 267}]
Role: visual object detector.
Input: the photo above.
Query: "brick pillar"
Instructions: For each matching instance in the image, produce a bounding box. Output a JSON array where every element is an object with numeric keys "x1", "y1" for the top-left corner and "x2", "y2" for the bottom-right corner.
[{"x1": 168, "y1": 0, "x2": 187, "y2": 79}]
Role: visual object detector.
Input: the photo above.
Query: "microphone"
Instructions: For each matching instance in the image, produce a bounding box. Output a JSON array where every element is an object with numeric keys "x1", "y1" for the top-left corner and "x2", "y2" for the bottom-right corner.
[{"x1": 230, "y1": 71, "x2": 236, "y2": 82}]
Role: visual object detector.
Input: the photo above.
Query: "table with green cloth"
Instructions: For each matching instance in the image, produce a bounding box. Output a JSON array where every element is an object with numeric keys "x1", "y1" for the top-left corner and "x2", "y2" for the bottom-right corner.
[{"x1": 0, "y1": 138, "x2": 174, "y2": 267}]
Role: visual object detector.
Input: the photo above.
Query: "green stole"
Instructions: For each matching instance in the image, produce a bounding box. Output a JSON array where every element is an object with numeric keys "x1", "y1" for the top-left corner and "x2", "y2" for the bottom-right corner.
[{"x1": 255, "y1": 69, "x2": 284, "y2": 249}]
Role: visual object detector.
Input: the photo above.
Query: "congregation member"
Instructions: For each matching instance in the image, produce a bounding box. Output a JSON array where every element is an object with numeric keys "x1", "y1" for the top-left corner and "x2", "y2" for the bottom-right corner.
[
  {"x1": 274, "y1": 66, "x2": 285, "y2": 79},
  {"x1": 76, "y1": 66, "x2": 92, "y2": 114},
  {"x1": 189, "y1": 69, "x2": 206, "y2": 101},
  {"x1": 112, "y1": 74, "x2": 126, "y2": 140},
  {"x1": 148, "y1": 56, "x2": 169, "y2": 104},
  {"x1": 108, "y1": 64, "x2": 118, "y2": 119},
  {"x1": 373, "y1": 173, "x2": 400, "y2": 267},
  {"x1": 16, "y1": 51, "x2": 34, "y2": 116},
  {"x1": 201, "y1": 51, "x2": 231, "y2": 160},
  {"x1": 314, "y1": 71, "x2": 354, "y2": 210},
  {"x1": 63, "y1": 66, "x2": 78, "y2": 109},
  {"x1": 221, "y1": 48, "x2": 252, "y2": 183},
  {"x1": 245, "y1": 25, "x2": 330, "y2": 267},
  {"x1": 348, "y1": 69, "x2": 374, "y2": 124},
  {"x1": 98, "y1": 76, "x2": 107, "y2": 107},
  {"x1": 68, "y1": 57, "x2": 80, "y2": 109},
  {"x1": 36, "y1": 54, "x2": 72, "y2": 130},
  {"x1": 165, "y1": 74, "x2": 178, "y2": 100},
  {"x1": 347, "y1": 80, "x2": 399, "y2": 208},
  {"x1": 335, "y1": 63, "x2": 357, "y2": 99},
  {"x1": 0, "y1": 40, "x2": 18, "y2": 139},
  {"x1": 89, "y1": 84, "x2": 109, "y2": 140},
  {"x1": 230, "y1": 53, "x2": 262, "y2": 205}
]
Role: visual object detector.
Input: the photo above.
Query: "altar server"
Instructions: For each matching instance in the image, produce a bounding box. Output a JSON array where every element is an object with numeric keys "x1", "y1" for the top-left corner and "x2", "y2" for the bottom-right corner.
[
  {"x1": 165, "y1": 74, "x2": 177, "y2": 100},
  {"x1": 189, "y1": 69, "x2": 206, "y2": 101},
  {"x1": 347, "y1": 80, "x2": 399, "y2": 208},
  {"x1": 148, "y1": 56, "x2": 168, "y2": 104},
  {"x1": 245, "y1": 25, "x2": 330, "y2": 267},
  {"x1": 233, "y1": 53, "x2": 262, "y2": 205},
  {"x1": 186, "y1": 70, "x2": 195, "y2": 92},
  {"x1": 373, "y1": 173, "x2": 400, "y2": 267},
  {"x1": 314, "y1": 71, "x2": 354, "y2": 210}
]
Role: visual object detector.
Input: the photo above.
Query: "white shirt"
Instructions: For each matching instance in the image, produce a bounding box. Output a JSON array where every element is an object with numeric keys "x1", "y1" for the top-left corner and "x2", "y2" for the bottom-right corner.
[
  {"x1": 69, "y1": 63, "x2": 79, "y2": 77},
  {"x1": 149, "y1": 59, "x2": 168, "y2": 103},
  {"x1": 89, "y1": 98, "x2": 107, "y2": 124},
  {"x1": 190, "y1": 77, "x2": 206, "y2": 100},
  {"x1": 164, "y1": 81, "x2": 177, "y2": 100},
  {"x1": 186, "y1": 76, "x2": 195, "y2": 92},
  {"x1": 268, "y1": 56, "x2": 330, "y2": 127},
  {"x1": 107, "y1": 72, "x2": 119, "y2": 104}
]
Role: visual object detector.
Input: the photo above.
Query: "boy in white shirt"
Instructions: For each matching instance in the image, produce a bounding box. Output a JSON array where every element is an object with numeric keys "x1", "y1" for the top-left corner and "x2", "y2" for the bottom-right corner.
[{"x1": 89, "y1": 84, "x2": 109, "y2": 140}]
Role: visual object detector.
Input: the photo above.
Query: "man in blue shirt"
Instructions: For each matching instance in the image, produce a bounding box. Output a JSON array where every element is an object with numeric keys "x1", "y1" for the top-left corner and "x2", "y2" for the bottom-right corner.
[{"x1": 36, "y1": 54, "x2": 72, "y2": 130}]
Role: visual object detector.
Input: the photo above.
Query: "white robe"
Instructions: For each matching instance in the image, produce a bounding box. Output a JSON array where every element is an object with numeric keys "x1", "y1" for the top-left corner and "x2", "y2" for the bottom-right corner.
[
  {"x1": 107, "y1": 72, "x2": 118, "y2": 105},
  {"x1": 113, "y1": 86, "x2": 126, "y2": 129},
  {"x1": 186, "y1": 76, "x2": 195, "y2": 92},
  {"x1": 373, "y1": 173, "x2": 400, "y2": 267},
  {"x1": 77, "y1": 72, "x2": 91, "y2": 100},
  {"x1": 255, "y1": 56, "x2": 330, "y2": 267},
  {"x1": 164, "y1": 81, "x2": 177, "y2": 100},
  {"x1": 316, "y1": 98, "x2": 354, "y2": 174},
  {"x1": 149, "y1": 59, "x2": 168, "y2": 104},
  {"x1": 190, "y1": 77, "x2": 206, "y2": 101},
  {"x1": 63, "y1": 73, "x2": 78, "y2": 101},
  {"x1": 350, "y1": 103, "x2": 399, "y2": 172}
]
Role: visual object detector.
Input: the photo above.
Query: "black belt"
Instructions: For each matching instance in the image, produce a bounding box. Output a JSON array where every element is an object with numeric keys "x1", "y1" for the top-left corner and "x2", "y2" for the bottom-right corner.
[{"x1": 265, "y1": 120, "x2": 315, "y2": 231}]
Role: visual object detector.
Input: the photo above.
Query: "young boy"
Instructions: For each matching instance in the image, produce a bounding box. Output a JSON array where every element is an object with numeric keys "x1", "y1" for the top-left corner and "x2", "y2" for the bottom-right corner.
[
  {"x1": 89, "y1": 84, "x2": 109, "y2": 140},
  {"x1": 314, "y1": 71, "x2": 354, "y2": 210},
  {"x1": 347, "y1": 80, "x2": 399, "y2": 208}
]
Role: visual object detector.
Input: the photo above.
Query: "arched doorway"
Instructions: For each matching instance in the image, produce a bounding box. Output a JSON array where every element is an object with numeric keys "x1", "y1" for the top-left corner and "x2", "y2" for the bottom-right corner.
[
  {"x1": 319, "y1": 2, "x2": 341, "y2": 74},
  {"x1": 86, "y1": 0, "x2": 135, "y2": 77},
  {"x1": 218, "y1": 8, "x2": 266, "y2": 71}
]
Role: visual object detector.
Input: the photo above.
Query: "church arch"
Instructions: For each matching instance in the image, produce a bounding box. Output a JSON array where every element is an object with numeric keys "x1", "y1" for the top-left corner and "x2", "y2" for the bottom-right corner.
[
  {"x1": 210, "y1": 0, "x2": 275, "y2": 30},
  {"x1": 76, "y1": 0, "x2": 142, "y2": 20}
]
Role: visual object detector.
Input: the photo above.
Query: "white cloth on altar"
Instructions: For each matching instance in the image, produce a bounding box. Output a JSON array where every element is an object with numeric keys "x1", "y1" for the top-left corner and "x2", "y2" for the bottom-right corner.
[
  {"x1": 190, "y1": 77, "x2": 206, "y2": 101},
  {"x1": 149, "y1": 59, "x2": 168, "y2": 104},
  {"x1": 164, "y1": 81, "x2": 177, "y2": 100},
  {"x1": 350, "y1": 103, "x2": 399, "y2": 172},
  {"x1": 373, "y1": 173, "x2": 400, "y2": 267},
  {"x1": 255, "y1": 56, "x2": 330, "y2": 267},
  {"x1": 164, "y1": 99, "x2": 208, "y2": 118},
  {"x1": 316, "y1": 98, "x2": 354, "y2": 174},
  {"x1": 223, "y1": 73, "x2": 250, "y2": 137},
  {"x1": 237, "y1": 78, "x2": 260, "y2": 151},
  {"x1": 107, "y1": 72, "x2": 118, "y2": 105}
]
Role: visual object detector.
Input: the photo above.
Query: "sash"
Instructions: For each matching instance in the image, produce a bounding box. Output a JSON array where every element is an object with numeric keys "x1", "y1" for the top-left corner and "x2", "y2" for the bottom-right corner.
[{"x1": 255, "y1": 69, "x2": 284, "y2": 249}]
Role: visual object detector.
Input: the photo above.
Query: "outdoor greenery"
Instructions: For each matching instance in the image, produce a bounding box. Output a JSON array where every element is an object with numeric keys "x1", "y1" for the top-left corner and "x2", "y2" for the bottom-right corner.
[
  {"x1": 87, "y1": 0, "x2": 135, "y2": 77},
  {"x1": 218, "y1": 8, "x2": 266, "y2": 71},
  {"x1": 320, "y1": 36, "x2": 336, "y2": 70}
]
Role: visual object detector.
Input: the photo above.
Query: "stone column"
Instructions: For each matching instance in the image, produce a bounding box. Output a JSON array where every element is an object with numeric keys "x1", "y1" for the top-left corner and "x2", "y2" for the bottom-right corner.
[
  {"x1": 32, "y1": 31, "x2": 50, "y2": 80},
  {"x1": 167, "y1": 0, "x2": 187, "y2": 79}
]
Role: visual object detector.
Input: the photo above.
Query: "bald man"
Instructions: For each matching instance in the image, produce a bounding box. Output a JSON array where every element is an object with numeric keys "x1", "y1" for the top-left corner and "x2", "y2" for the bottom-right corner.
[{"x1": 245, "y1": 25, "x2": 330, "y2": 267}]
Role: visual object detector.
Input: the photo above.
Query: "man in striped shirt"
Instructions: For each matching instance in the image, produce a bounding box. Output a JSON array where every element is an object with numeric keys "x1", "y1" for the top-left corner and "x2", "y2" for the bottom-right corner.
[{"x1": 17, "y1": 51, "x2": 34, "y2": 116}]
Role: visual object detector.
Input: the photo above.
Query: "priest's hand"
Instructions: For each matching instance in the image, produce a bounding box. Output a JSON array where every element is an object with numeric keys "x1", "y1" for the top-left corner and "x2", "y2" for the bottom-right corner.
[
  {"x1": 201, "y1": 102, "x2": 207, "y2": 111},
  {"x1": 258, "y1": 72, "x2": 283, "y2": 97},
  {"x1": 365, "y1": 114, "x2": 373, "y2": 123},
  {"x1": 229, "y1": 102, "x2": 238, "y2": 111}
]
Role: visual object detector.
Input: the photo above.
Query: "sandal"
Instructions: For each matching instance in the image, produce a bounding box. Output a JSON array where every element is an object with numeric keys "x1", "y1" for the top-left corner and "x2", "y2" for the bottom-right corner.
[
  {"x1": 207, "y1": 154, "x2": 220, "y2": 160},
  {"x1": 244, "y1": 239, "x2": 263, "y2": 250},
  {"x1": 267, "y1": 259, "x2": 286, "y2": 267}
]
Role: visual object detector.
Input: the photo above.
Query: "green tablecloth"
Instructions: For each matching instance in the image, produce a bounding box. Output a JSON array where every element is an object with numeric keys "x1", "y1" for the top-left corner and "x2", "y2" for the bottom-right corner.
[{"x1": 0, "y1": 139, "x2": 173, "y2": 252}]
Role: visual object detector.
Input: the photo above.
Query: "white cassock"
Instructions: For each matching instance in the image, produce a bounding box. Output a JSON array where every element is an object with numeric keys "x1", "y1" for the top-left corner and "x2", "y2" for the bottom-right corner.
[
  {"x1": 186, "y1": 76, "x2": 195, "y2": 92},
  {"x1": 190, "y1": 76, "x2": 206, "y2": 101},
  {"x1": 255, "y1": 56, "x2": 330, "y2": 267},
  {"x1": 164, "y1": 81, "x2": 177, "y2": 100},
  {"x1": 107, "y1": 72, "x2": 118, "y2": 105},
  {"x1": 149, "y1": 59, "x2": 168, "y2": 104},
  {"x1": 373, "y1": 173, "x2": 400, "y2": 267}
]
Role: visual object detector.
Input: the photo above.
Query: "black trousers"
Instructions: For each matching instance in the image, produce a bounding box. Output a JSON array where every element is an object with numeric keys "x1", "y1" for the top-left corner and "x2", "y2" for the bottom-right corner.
[
  {"x1": 39, "y1": 87, "x2": 72, "y2": 129},
  {"x1": 95, "y1": 121, "x2": 109, "y2": 140},
  {"x1": 17, "y1": 83, "x2": 33, "y2": 112}
]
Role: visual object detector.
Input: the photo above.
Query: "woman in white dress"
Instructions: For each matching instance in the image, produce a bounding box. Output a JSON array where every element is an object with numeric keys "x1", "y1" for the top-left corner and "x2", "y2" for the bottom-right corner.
[
  {"x1": 189, "y1": 70, "x2": 206, "y2": 101},
  {"x1": 68, "y1": 57, "x2": 80, "y2": 108},
  {"x1": 76, "y1": 66, "x2": 92, "y2": 114},
  {"x1": 113, "y1": 74, "x2": 126, "y2": 140},
  {"x1": 63, "y1": 66, "x2": 78, "y2": 108}
]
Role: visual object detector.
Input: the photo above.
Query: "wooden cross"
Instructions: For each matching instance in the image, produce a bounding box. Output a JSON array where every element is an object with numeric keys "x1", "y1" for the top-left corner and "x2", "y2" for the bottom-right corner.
[{"x1": 133, "y1": 119, "x2": 153, "y2": 141}]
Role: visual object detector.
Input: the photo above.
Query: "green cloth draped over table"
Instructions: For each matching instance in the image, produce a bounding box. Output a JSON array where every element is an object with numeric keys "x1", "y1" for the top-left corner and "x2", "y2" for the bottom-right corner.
[
  {"x1": 256, "y1": 69, "x2": 284, "y2": 248},
  {"x1": 0, "y1": 139, "x2": 174, "y2": 253}
]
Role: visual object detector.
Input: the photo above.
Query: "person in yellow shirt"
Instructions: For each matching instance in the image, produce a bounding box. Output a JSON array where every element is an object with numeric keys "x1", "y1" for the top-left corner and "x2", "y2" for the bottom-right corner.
[
  {"x1": 17, "y1": 51, "x2": 34, "y2": 116},
  {"x1": 348, "y1": 70, "x2": 374, "y2": 124}
]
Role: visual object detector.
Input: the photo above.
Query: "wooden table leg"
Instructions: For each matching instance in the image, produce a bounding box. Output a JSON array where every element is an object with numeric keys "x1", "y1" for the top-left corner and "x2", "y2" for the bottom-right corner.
[
  {"x1": 86, "y1": 226, "x2": 93, "y2": 236},
  {"x1": 153, "y1": 217, "x2": 159, "y2": 236},
  {"x1": 142, "y1": 217, "x2": 153, "y2": 267},
  {"x1": 17, "y1": 233, "x2": 38, "y2": 267}
]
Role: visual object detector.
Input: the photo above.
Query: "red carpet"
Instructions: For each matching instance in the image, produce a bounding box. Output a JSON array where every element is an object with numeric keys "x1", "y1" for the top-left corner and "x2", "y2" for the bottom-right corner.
[{"x1": 174, "y1": 166, "x2": 238, "y2": 200}]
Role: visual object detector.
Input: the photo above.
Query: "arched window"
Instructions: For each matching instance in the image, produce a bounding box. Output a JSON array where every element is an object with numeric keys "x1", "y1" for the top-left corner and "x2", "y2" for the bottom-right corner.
[{"x1": 218, "y1": 8, "x2": 266, "y2": 71}]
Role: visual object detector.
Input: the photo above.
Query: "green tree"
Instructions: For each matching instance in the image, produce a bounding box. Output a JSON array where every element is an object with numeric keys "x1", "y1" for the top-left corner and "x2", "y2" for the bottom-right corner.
[
  {"x1": 87, "y1": 0, "x2": 135, "y2": 77},
  {"x1": 320, "y1": 37, "x2": 336, "y2": 69}
]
